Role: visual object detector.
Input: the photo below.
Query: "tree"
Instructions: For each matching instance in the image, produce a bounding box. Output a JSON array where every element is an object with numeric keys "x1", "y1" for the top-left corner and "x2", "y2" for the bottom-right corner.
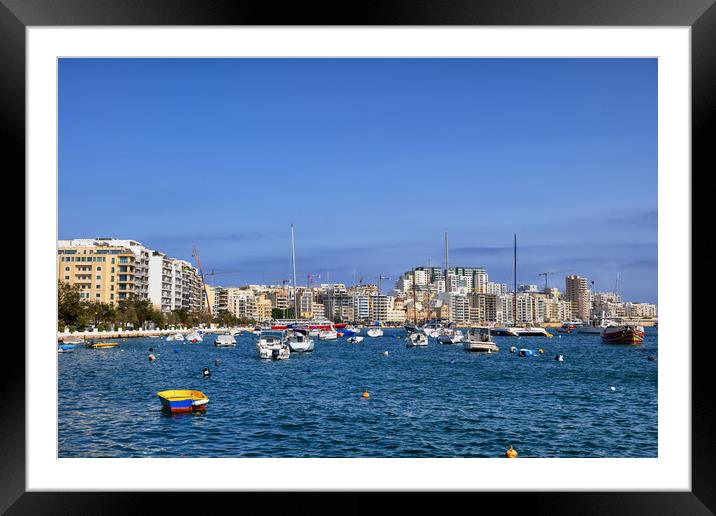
[
  {"x1": 272, "y1": 308, "x2": 294, "y2": 319},
  {"x1": 58, "y1": 281, "x2": 85, "y2": 330}
]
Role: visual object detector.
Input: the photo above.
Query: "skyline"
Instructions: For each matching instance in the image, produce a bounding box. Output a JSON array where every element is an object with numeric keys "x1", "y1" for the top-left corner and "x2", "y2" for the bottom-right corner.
[{"x1": 59, "y1": 58, "x2": 657, "y2": 303}]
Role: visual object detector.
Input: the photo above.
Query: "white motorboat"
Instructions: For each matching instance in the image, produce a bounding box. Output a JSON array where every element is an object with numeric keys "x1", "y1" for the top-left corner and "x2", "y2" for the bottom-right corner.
[
  {"x1": 345, "y1": 326, "x2": 361, "y2": 334},
  {"x1": 463, "y1": 327, "x2": 500, "y2": 352},
  {"x1": 186, "y1": 331, "x2": 203, "y2": 343},
  {"x1": 347, "y1": 335, "x2": 364, "y2": 343},
  {"x1": 437, "y1": 329, "x2": 464, "y2": 344},
  {"x1": 308, "y1": 328, "x2": 321, "y2": 338},
  {"x1": 256, "y1": 330, "x2": 290, "y2": 360},
  {"x1": 166, "y1": 333, "x2": 185, "y2": 341},
  {"x1": 367, "y1": 328, "x2": 384, "y2": 338},
  {"x1": 214, "y1": 334, "x2": 236, "y2": 347},
  {"x1": 406, "y1": 332, "x2": 428, "y2": 347},
  {"x1": 421, "y1": 321, "x2": 445, "y2": 338},
  {"x1": 286, "y1": 330, "x2": 314, "y2": 352},
  {"x1": 319, "y1": 325, "x2": 338, "y2": 340}
]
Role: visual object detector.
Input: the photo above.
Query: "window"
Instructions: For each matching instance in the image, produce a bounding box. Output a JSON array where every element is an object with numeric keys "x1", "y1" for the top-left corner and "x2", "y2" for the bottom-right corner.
[
  {"x1": 96, "y1": 276, "x2": 101, "y2": 280},
  {"x1": 64, "y1": 276, "x2": 69, "y2": 280},
  {"x1": 96, "y1": 293, "x2": 101, "y2": 298},
  {"x1": 97, "y1": 266, "x2": 102, "y2": 271},
  {"x1": 111, "y1": 258, "x2": 115, "y2": 264},
  {"x1": 96, "y1": 285, "x2": 100, "y2": 289},
  {"x1": 65, "y1": 267, "x2": 69, "y2": 271}
]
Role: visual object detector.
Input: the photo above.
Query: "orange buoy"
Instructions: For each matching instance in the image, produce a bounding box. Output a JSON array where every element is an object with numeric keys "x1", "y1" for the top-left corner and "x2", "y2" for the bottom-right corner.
[
  {"x1": 506, "y1": 445, "x2": 518, "y2": 458},
  {"x1": 361, "y1": 391, "x2": 370, "y2": 399}
]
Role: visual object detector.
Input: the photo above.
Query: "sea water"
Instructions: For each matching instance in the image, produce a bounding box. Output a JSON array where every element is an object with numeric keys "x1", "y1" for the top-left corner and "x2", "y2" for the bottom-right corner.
[{"x1": 58, "y1": 328, "x2": 657, "y2": 457}]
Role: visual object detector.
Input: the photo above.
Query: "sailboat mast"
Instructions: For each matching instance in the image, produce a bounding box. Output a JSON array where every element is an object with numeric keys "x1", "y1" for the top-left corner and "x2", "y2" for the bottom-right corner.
[
  {"x1": 444, "y1": 231, "x2": 449, "y2": 295},
  {"x1": 291, "y1": 224, "x2": 297, "y2": 320},
  {"x1": 412, "y1": 268, "x2": 418, "y2": 325},
  {"x1": 513, "y1": 234, "x2": 517, "y2": 326}
]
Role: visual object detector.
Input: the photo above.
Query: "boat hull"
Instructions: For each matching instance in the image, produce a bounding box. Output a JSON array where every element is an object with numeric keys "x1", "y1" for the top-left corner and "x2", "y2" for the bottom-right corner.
[
  {"x1": 601, "y1": 326, "x2": 645, "y2": 344},
  {"x1": 157, "y1": 390, "x2": 209, "y2": 413}
]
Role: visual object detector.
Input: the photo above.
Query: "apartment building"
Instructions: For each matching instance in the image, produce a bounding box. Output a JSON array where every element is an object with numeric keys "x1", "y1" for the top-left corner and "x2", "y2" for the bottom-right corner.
[{"x1": 58, "y1": 244, "x2": 136, "y2": 306}]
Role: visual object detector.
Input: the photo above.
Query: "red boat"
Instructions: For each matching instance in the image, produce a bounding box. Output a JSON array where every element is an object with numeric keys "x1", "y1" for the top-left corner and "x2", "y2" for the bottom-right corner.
[
  {"x1": 601, "y1": 324, "x2": 645, "y2": 344},
  {"x1": 556, "y1": 324, "x2": 576, "y2": 334}
]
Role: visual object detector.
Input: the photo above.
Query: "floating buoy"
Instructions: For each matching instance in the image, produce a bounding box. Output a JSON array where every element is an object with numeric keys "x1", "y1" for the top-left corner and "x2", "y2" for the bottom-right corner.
[
  {"x1": 610, "y1": 386, "x2": 616, "y2": 392},
  {"x1": 648, "y1": 355, "x2": 656, "y2": 361},
  {"x1": 149, "y1": 347, "x2": 154, "y2": 352},
  {"x1": 383, "y1": 351, "x2": 389, "y2": 356},
  {"x1": 555, "y1": 354, "x2": 564, "y2": 362},
  {"x1": 148, "y1": 353, "x2": 156, "y2": 361},
  {"x1": 506, "y1": 445, "x2": 518, "y2": 458},
  {"x1": 509, "y1": 346, "x2": 517, "y2": 353},
  {"x1": 202, "y1": 367, "x2": 211, "y2": 378},
  {"x1": 214, "y1": 359, "x2": 221, "y2": 366},
  {"x1": 173, "y1": 347, "x2": 180, "y2": 353},
  {"x1": 538, "y1": 348, "x2": 544, "y2": 354},
  {"x1": 361, "y1": 391, "x2": 370, "y2": 399}
]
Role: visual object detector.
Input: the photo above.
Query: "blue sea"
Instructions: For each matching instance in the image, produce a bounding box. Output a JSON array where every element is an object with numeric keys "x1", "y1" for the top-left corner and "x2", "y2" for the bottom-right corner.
[{"x1": 58, "y1": 328, "x2": 658, "y2": 458}]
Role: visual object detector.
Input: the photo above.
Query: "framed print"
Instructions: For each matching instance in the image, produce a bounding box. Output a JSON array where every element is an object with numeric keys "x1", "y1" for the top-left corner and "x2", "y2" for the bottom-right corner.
[{"x1": 5, "y1": 0, "x2": 711, "y2": 513}]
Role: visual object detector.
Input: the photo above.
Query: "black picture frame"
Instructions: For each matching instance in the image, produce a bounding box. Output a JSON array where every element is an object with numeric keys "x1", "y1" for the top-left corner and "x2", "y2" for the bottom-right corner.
[{"x1": 5, "y1": 0, "x2": 709, "y2": 513}]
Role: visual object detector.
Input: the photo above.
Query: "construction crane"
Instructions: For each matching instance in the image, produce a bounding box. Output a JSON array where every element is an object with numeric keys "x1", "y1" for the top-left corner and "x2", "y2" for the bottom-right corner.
[
  {"x1": 204, "y1": 269, "x2": 241, "y2": 279},
  {"x1": 375, "y1": 274, "x2": 390, "y2": 293},
  {"x1": 538, "y1": 270, "x2": 572, "y2": 292},
  {"x1": 538, "y1": 271, "x2": 556, "y2": 291},
  {"x1": 191, "y1": 246, "x2": 213, "y2": 318}
]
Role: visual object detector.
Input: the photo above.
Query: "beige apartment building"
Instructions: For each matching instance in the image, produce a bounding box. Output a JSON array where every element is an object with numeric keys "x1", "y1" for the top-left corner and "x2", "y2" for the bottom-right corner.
[{"x1": 58, "y1": 245, "x2": 136, "y2": 306}]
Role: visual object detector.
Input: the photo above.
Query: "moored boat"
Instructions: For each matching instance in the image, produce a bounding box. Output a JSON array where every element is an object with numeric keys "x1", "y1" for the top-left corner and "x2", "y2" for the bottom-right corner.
[
  {"x1": 214, "y1": 334, "x2": 236, "y2": 347},
  {"x1": 90, "y1": 342, "x2": 119, "y2": 349},
  {"x1": 406, "y1": 332, "x2": 428, "y2": 347},
  {"x1": 367, "y1": 328, "x2": 383, "y2": 338},
  {"x1": 437, "y1": 328, "x2": 464, "y2": 344},
  {"x1": 463, "y1": 327, "x2": 500, "y2": 352},
  {"x1": 286, "y1": 329, "x2": 314, "y2": 352},
  {"x1": 601, "y1": 324, "x2": 645, "y2": 344},
  {"x1": 347, "y1": 335, "x2": 364, "y2": 343},
  {"x1": 186, "y1": 331, "x2": 203, "y2": 343},
  {"x1": 490, "y1": 327, "x2": 519, "y2": 337},
  {"x1": 511, "y1": 327, "x2": 553, "y2": 338},
  {"x1": 156, "y1": 390, "x2": 209, "y2": 413},
  {"x1": 256, "y1": 330, "x2": 290, "y2": 360}
]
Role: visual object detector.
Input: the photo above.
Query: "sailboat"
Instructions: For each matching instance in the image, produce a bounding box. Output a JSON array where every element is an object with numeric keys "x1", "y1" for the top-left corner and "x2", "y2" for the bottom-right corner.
[
  {"x1": 287, "y1": 224, "x2": 314, "y2": 352},
  {"x1": 507, "y1": 234, "x2": 552, "y2": 338}
]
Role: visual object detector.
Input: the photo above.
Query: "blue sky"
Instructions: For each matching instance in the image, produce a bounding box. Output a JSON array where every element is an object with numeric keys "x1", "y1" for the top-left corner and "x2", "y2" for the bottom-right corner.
[{"x1": 59, "y1": 58, "x2": 657, "y2": 303}]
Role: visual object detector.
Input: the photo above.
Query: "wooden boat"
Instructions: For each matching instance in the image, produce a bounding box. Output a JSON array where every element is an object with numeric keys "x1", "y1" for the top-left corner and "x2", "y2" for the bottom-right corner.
[
  {"x1": 157, "y1": 390, "x2": 209, "y2": 413},
  {"x1": 90, "y1": 342, "x2": 119, "y2": 349},
  {"x1": 601, "y1": 324, "x2": 645, "y2": 344}
]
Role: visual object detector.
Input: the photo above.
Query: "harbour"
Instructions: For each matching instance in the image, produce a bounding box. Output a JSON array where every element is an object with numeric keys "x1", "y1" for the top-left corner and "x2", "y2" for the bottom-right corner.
[{"x1": 58, "y1": 327, "x2": 658, "y2": 458}]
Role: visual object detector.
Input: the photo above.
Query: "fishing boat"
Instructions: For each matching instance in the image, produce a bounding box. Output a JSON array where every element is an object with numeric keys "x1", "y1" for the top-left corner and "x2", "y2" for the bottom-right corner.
[
  {"x1": 601, "y1": 323, "x2": 645, "y2": 344},
  {"x1": 347, "y1": 335, "x2": 364, "y2": 343},
  {"x1": 186, "y1": 331, "x2": 203, "y2": 343},
  {"x1": 90, "y1": 342, "x2": 119, "y2": 349},
  {"x1": 406, "y1": 332, "x2": 428, "y2": 347},
  {"x1": 555, "y1": 323, "x2": 576, "y2": 334},
  {"x1": 463, "y1": 327, "x2": 500, "y2": 352},
  {"x1": 286, "y1": 329, "x2": 314, "y2": 352},
  {"x1": 214, "y1": 334, "x2": 236, "y2": 347},
  {"x1": 367, "y1": 328, "x2": 384, "y2": 338},
  {"x1": 437, "y1": 328, "x2": 464, "y2": 344},
  {"x1": 156, "y1": 390, "x2": 209, "y2": 413},
  {"x1": 256, "y1": 330, "x2": 290, "y2": 360}
]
